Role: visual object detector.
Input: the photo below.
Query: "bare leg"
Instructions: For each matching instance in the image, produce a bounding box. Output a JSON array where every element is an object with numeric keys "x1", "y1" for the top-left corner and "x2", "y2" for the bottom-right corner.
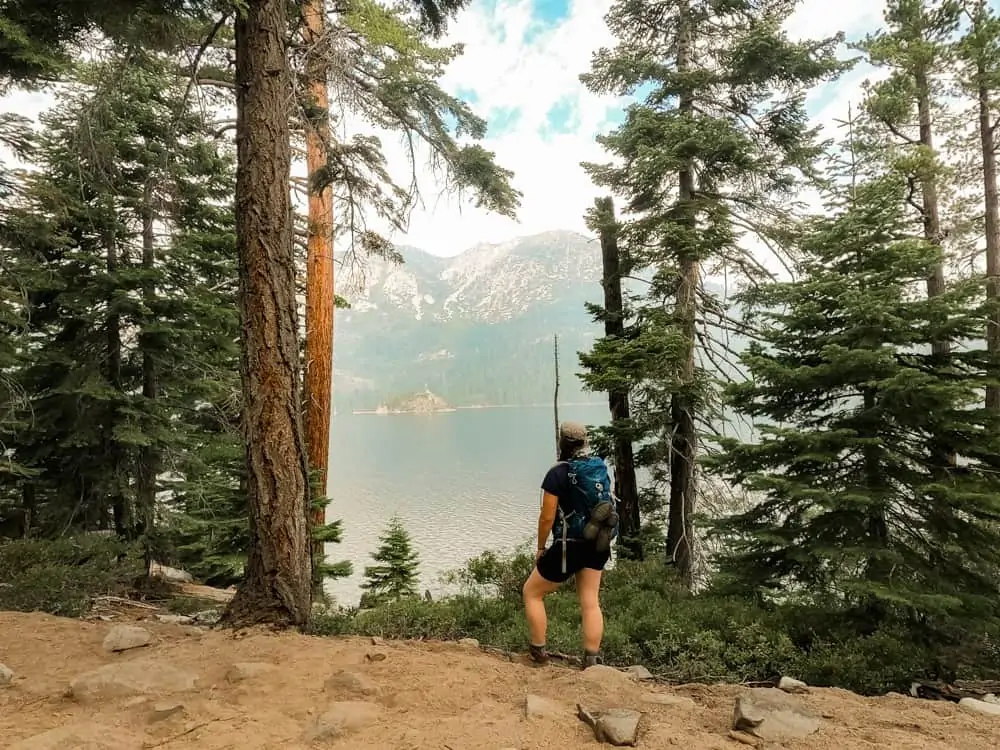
[
  {"x1": 575, "y1": 567, "x2": 604, "y2": 655},
  {"x1": 522, "y1": 567, "x2": 560, "y2": 649}
]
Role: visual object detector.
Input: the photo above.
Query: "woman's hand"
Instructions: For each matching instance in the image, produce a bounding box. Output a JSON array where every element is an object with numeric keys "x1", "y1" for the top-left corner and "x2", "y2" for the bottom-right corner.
[{"x1": 535, "y1": 546, "x2": 545, "y2": 562}]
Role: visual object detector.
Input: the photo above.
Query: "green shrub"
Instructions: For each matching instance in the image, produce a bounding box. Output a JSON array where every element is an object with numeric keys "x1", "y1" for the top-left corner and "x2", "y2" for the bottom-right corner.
[
  {"x1": 0, "y1": 535, "x2": 143, "y2": 617},
  {"x1": 311, "y1": 549, "x2": 1000, "y2": 695}
]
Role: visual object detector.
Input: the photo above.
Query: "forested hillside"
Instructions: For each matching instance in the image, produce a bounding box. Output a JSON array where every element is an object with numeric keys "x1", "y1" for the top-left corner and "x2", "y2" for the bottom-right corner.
[{"x1": 2, "y1": 0, "x2": 1000, "y2": 714}]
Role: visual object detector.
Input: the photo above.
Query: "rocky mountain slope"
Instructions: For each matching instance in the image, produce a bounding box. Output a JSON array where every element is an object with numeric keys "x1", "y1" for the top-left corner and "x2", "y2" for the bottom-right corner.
[
  {"x1": 332, "y1": 231, "x2": 607, "y2": 410},
  {"x1": 3, "y1": 610, "x2": 999, "y2": 749}
]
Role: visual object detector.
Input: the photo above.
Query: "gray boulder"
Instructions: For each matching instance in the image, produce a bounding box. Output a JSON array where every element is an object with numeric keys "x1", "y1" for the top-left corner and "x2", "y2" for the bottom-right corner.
[
  {"x1": 732, "y1": 689, "x2": 821, "y2": 741},
  {"x1": 102, "y1": 625, "x2": 152, "y2": 653},
  {"x1": 69, "y1": 660, "x2": 198, "y2": 702},
  {"x1": 959, "y1": 697, "x2": 1000, "y2": 717},
  {"x1": 577, "y1": 704, "x2": 641, "y2": 746}
]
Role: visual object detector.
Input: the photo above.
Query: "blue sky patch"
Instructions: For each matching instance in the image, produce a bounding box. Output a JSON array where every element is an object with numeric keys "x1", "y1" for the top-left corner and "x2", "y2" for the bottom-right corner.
[
  {"x1": 544, "y1": 96, "x2": 578, "y2": 134},
  {"x1": 486, "y1": 106, "x2": 522, "y2": 136},
  {"x1": 532, "y1": 0, "x2": 571, "y2": 25},
  {"x1": 524, "y1": 0, "x2": 571, "y2": 44},
  {"x1": 454, "y1": 86, "x2": 480, "y2": 105}
]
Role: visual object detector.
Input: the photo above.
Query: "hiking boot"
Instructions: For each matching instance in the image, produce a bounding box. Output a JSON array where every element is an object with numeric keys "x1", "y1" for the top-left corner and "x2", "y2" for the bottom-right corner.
[
  {"x1": 529, "y1": 644, "x2": 550, "y2": 666},
  {"x1": 582, "y1": 501, "x2": 616, "y2": 543},
  {"x1": 583, "y1": 651, "x2": 603, "y2": 669}
]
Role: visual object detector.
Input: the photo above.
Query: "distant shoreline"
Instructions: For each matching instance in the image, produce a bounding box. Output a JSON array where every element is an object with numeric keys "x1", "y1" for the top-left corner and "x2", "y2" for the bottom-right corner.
[{"x1": 348, "y1": 402, "x2": 604, "y2": 415}]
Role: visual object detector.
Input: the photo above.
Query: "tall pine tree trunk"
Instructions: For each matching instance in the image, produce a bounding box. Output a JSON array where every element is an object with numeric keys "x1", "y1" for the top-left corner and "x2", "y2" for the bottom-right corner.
[
  {"x1": 104, "y1": 222, "x2": 129, "y2": 538},
  {"x1": 137, "y1": 180, "x2": 159, "y2": 569},
  {"x1": 915, "y1": 64, "x2": 954, "y2": 469},
  {"x1": 976, "y1": 12, "x2": 1000, "y2": 410},
  {"x1": 593, "y1": 197, "x2": 641, "y2": 559},
  {"x1": 916, "y1": 71, "x2": 947, "y2": 342},
  {"x1": 666, "y1": 0, "x2": 696, "y2": 585},
  {"x1": 302, "y1": 0, "x2": 334, "y2": 558},
  {"x1": 220, "y1": 0, "x2": 313, "y2": 629}
]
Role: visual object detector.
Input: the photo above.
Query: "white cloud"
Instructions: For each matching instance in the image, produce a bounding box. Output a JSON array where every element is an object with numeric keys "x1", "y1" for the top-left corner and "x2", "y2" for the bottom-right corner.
[
  {"x1": 0, "y1": 0, "x2": 901, "y2": 258},
  {"x1": 391, "y1": 0, "x2": 893, "y2": 255},
  {"x1": 370, "y1": 0, "x2": 619, "y2": 255}
]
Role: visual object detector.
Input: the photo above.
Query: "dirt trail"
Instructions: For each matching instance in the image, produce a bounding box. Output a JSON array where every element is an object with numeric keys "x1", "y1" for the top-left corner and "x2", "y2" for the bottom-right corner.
[{"x1": 1, "y1": 610, "x2": 998, "y2": 749}]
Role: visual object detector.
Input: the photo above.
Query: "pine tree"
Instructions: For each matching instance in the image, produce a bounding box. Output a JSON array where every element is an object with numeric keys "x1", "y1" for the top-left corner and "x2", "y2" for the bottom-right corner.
[
  {"x1": 581, "y1": 0, "x2": 845, "y2": 583},
  {"x1": 219, "y1": 0, "x2": 314, "y2": 629},
  {"x1": 0, "y1": 1, "x2": 216, "y2": 83},
  {"x1": 292, "y1": 0, "x2": 519, "y2": 576},
  {"x1": 709, "y1": 137, "x2": 1000, "y2": 617},
  {"x1": 580, "y1": 196, "x2": 642, "y2": 559},
  {"x1": 0, "y1": 115, "x2": 36, "y2": 535},
  {"x1": 0, "y1": 49, "x2": 245, "y2": 562},
  {"x1": 955, "y1": 0, "x2": 1000, "y2": 410},
  {"x1": 360, "y1": 518, "x2": 421, "y2": 607},
  {"x1": 857, "y1": 1, "x2": 960, "y2": 446}
]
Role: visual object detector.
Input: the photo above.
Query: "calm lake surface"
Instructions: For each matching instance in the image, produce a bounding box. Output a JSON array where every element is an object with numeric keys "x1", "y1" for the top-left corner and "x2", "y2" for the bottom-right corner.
[{"x1": 323, "y1": 404, "x2": 610, "y2": 605}]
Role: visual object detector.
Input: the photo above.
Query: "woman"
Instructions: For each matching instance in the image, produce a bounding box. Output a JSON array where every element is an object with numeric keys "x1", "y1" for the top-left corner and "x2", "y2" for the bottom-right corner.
[{"x1": 522, "y1": 420, "x2": 611, "y2": 668}]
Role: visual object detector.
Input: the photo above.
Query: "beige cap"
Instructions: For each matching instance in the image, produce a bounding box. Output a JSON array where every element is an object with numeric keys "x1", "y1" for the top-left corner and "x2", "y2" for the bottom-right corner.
[{"x1": 559, "y1": 421, "x2": 589, "y2": 443}]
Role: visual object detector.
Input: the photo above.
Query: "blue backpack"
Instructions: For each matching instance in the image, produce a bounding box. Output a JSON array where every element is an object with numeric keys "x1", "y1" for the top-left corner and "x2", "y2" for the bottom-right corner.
[{"x1": 552, "y1": 456, "x2": 619, "y2": 547}]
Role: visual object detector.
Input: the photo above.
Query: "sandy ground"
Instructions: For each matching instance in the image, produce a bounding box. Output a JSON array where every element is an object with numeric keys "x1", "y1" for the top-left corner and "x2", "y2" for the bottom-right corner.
[{"x1": 1, "y1": 610, "x2": 999, "y2": 749}]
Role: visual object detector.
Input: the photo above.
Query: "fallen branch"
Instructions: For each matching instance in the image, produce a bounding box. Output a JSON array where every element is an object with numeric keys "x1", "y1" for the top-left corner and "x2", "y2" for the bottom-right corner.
[
  {"x1": 92, "y1": 596, "x2": 160, "y2": 610},
  {"x1": 142, "y1": 716, "x2": 237, "y2": 748}
]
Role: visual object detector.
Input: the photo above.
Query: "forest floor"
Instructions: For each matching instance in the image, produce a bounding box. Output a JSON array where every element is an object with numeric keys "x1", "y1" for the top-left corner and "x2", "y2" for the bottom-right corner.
[{"x1": 2, "y1": 608, "x2": 999, "y2": 749}]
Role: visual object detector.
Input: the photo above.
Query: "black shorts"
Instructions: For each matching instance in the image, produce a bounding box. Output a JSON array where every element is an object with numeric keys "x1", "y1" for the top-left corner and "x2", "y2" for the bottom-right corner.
[{"x1": 536, "y1": 540, "x2": 610, "y2": 584}]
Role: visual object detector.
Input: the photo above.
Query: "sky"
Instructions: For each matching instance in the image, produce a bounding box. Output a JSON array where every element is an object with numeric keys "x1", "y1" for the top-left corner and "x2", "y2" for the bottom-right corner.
[{"x1": 0, "y1": 1, "x2": 977, "y2": 257}]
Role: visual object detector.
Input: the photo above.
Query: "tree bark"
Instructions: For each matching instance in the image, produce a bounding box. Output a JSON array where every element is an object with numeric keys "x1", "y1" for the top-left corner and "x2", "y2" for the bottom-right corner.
[
  {"x1": 104, "y1": 220, "x2": 130, "y2": 539},
  {"x1": 975, "y1": 2, "x2": 1000, "y2": 410},
  {"x1": 220, "y1": 0, "x2": 313, "y2": 629},
  {"x1": 915, "y1": 49, "x2": 954, "y2": 470},
  {"x1": 593, "y1": 196, "x2": 641, "y2": 559},
  {"x1": 665, "y1": 0, "x2": 696, "y2": 586},
  {"x1": 553, "y1": 333, "x2": 559, "y2": 458},
  {"x1": 915, "y1": 72, "x2": 948, "y2": 341},
  {"x1": 137, "y1": 179, "x2": 159, "y2": 569},
  {"x1": 302, "y1": 0, "x2": 334, "y2": 556}
]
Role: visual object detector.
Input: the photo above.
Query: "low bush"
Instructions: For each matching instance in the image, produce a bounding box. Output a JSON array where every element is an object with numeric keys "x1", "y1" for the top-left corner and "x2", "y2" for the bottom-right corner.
[
  {"x1": 310, "y1": 550, "x2": 1000, "y2": 696},
  {"x1": 0, "y1": 535, "x2": 143, "y2": 617}
]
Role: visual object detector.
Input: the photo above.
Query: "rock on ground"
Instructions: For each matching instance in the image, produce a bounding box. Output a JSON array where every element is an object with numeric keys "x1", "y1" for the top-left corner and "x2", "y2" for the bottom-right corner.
[
  {"x1": 458, "y1": 637, "x2": 480, "y2": 648},
  {"x1": 0, "y1": 662, "x2": 14, "y2": 687},
  {"x1": 578, "y1": 704, "x2": 642, "y2": 746},
  {"x1": 147, "y1": 700, "x2": 185, "y2": 723},
  {"x1": 578, "y1": 665, "x2": 634, "y2": 687},
  {"x1": 778, "y1": 676, "x2": 810, "y2": 694},
  {"x1": 154, "y1": 614, "x2": 193, "y2": 625},
  {"x1": 304, "y1": 700, "x2": 382, "y2": 741},
  {"x1": 149, "y1": 561, "x2": 194, "y2": 583},
  {"x1": 225, "y1": 662, "x2": 276, "y2": 682},
  {"x1": 324, "y1": 668, "x2": 380, "y2": 698},
  {"x1": 102, "y1": 625, "x2": 152, "y2": 653},
  {"x1": 69, "y1": 660, "x2": 199, "y2": 702},
  {"x1": 960, "y1": 697, "x2": 1000, "y2": 717},
  {"x1": 626, "y1": 665, "x2": 654, "y2": 680},
  {"x1": 733, "y1": 689, "x2": 822, "y2": 741}
]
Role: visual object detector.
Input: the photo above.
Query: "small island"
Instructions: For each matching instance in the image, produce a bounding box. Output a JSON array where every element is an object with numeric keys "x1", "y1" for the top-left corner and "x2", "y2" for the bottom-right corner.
[{"x1": 356, "y1": 388, "x2": 455, "y2": 415}]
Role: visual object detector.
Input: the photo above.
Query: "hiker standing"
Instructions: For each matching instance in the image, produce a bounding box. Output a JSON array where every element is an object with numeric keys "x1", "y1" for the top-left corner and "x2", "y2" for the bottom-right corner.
[{"x1": 522, "y1": 421, "x2": 618, "y2": 667}]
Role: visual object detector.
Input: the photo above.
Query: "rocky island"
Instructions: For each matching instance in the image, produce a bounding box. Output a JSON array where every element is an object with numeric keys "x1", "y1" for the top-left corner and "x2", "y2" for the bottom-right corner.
[{"x1": 359, "y1": 388, "x2": 455, "y2": 415}]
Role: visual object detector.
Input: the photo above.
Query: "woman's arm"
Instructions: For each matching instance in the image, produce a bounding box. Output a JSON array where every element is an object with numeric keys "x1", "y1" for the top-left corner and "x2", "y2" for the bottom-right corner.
[{"x1": 537, "y1": 491, "x2": 558, "y2": 555}]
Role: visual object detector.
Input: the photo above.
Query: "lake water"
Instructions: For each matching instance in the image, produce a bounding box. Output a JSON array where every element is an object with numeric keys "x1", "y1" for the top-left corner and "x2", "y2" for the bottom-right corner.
[{"x1": 323, "y1": 403, "x2": 610, "y2": 605}]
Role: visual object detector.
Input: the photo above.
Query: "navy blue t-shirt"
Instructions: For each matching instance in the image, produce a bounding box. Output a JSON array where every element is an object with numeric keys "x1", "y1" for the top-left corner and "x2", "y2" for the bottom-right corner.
[{"x1": 541, "y1": 462, "x2": 574, "y2": 537}]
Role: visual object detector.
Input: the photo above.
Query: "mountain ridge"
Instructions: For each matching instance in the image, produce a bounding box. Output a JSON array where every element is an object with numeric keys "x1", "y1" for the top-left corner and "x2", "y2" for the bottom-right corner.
[{"x1": 332, "y1": 231, "x2": 605, "y2": 410}]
